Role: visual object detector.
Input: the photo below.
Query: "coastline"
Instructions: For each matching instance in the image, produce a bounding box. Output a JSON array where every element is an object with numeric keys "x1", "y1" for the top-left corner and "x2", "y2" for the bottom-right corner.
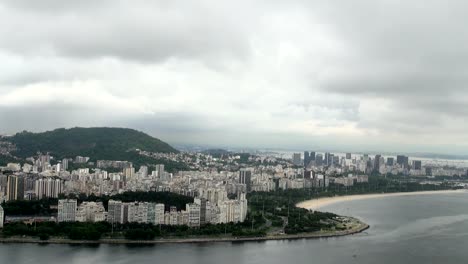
[
  {"x1": 296, "y1": 189, "x2": 467, "y2": 210},
  {"x1": 0, "y1": 218, "x2": 369, "y2": 245}
]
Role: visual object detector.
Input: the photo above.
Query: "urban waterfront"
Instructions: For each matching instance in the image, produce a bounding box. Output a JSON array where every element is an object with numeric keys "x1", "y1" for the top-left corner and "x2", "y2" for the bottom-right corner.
[{"x1": 2, "y1": 192, "x2": 467, "y2": 264}]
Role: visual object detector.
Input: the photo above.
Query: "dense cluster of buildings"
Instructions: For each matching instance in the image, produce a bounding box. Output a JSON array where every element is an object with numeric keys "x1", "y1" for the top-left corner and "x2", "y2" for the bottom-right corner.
[
  {"x1": 1, "y1": 147, "x2": 468, "y2": 227},
  {"x1": 0, "y1": 174, "x2": 62, "y2": 202},
  {"x1": 298, "y1": 151, "x2": 468, "y2": 178},
  {"x1": 58, "y1": 194, "x2": 248, "y2": 226}
]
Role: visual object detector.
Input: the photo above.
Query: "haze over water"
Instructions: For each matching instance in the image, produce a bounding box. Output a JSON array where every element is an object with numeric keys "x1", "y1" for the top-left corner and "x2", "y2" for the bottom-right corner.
[{"x1": 1, "y1": 192, "x2": 467, "y2": 264}]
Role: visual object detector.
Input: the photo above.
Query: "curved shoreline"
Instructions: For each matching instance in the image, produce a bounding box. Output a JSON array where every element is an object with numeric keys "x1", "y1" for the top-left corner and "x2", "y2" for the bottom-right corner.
[
  {"x1": 0, "y1": 219, "x2": 369, "y2": 245},
  {"x1": 296, "y1": 189, "x2": 467, "y2": 210}
]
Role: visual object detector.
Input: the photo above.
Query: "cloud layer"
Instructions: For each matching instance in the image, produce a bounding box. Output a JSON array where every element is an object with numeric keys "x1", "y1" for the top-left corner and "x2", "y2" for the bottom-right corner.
[{"x1": 1, "y1": 0, "x2": 468, "y2": 154}]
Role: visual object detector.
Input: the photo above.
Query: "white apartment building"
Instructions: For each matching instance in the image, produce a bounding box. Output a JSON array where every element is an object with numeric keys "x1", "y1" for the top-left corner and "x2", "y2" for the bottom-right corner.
[
  {"x1": 127, "y1": 202, "x2": 149, "y2": 223},
  {"x1": 76, "y1": 202, "x2": 106, "y2": 222},
  {"x1": 155, "y1": 203, "x2": 165, "y2": 225},
  {"x1": 186, "y1": 203, "x2": 201, "y2": 227},
  {"x1": 35, "y1": 178, "x2": 63, "y2": 199}
]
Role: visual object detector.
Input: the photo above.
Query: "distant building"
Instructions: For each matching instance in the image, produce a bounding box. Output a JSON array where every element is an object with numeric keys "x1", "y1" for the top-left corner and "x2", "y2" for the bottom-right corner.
[
  {"x1": 62, "y1": 158, "x2": 69, "y2": 171},
  {"x1": 292, "y1": 153, "x2": 302, "y2": 166},
  {"x1": 74, "y1": 156, "x2": 90, "y2": 163},
  {"x1": 155, "y1": 164, "x2": 165, "y2": 178},
  {"x1": 346, "y1": 153, "x2": 352, "y2": 159},
  {"x1": 34, "y1": 178, "x2": 63, "y2": 199},
  {"x1": 139, "y1": 166, "x2": 149, "y2": 178},
  {"x1": 396, "y1": 155, "x2": 409, "y2": 168},
  {"x1": 58, "y1": 199, "x2": 77, "y2": 222},
  {"x1": 309, "y1": 151, "x2": 316, "y2": 163},
  {"x1": 76, "y1": 202, "x2": 106, "y2": 222},
  {"x1": 387, "y1": 157, "x2": 394, "y2": 166},
  {"x1": 304, "y1": 151, "x2": 310, "y2": 167},
  {"x1": 124, "y1": 167, "x2": 135, "y2": 179},
  {"x1": 315, "y1": 154, "x2": 323, "y2": 166},
  {"x1": 6, "y1": 175, "x2": 24, "y2": 201},
  {"x1": 107, "y1": 200, "x2": 124, "y2": 224},
  {"x1": 238, "y1": 169, "x2": 252, "y2": 192},
  {"x1": 155, "y1": 203, "x2": 165, "y2": 225},
  {"x1": 199, "y1": 198, "x2": 208, "y2": 225},
  {"x1": 127, "y1": 202, "x2": 149, "y2": 223},
  {"x1": 332, "y1": 155, "x2": 339, "y2": 166},
  {"x1": 363, "y1": 154, "x2": 369, "y2": 161},
  {"x1": 0, "y1": 205, "x2": 4, "y2": 228},
  {"x1": 374, "y1": 154, "x2": 381, "y2": 172},
  {"x1": 324, "y1": 153, "x2": 330, "y2": 166},
  {"x1": 413, "y1": 160, "x2": 422, "y2": 170},
  {"x1": 186, "y1": 203, "x2": 201, "y2": 227},
  {"x1": 425, "y1": 167, "x2": 433, "y2": 176}
]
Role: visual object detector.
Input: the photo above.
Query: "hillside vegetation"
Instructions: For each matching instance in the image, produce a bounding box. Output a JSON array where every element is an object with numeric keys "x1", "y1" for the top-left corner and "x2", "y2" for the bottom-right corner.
[{"x1": 7, "y1": 127, "x2": 178, "y2": 160}]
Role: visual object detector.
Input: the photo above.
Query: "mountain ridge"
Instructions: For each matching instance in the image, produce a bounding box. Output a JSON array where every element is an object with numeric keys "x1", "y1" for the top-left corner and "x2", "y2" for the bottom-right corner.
[{"x1": 6, "y1": 127, "x2": 178, "y2": 160}]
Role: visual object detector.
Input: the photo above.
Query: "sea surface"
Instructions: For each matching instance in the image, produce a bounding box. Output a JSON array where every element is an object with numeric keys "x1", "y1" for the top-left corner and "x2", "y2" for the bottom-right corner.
[{"x1": 1, "y1": 192, "x2": 468, "y2": 264}]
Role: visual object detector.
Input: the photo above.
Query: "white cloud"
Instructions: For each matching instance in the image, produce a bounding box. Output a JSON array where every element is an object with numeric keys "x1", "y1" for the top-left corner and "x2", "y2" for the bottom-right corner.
[{"x1": 1, "y1": 0, "x2": 468, "y2": 154}]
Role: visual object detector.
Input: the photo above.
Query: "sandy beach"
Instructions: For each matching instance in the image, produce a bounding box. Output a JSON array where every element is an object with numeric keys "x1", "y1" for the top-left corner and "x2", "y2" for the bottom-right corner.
[{"x1": 297, "y1": 189, "x2": 467, "y2": 210}]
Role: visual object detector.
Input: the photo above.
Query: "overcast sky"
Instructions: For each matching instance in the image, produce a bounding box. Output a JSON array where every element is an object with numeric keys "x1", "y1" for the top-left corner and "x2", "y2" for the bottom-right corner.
[{"x1": 1, "y1": 0, "x2": 468, "y2": 154}]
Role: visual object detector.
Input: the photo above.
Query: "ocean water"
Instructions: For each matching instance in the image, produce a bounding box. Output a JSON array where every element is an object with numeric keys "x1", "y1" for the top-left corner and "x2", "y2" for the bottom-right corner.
[{"x1": 1, "y1": 192, "x2": 468, "y2": 264}]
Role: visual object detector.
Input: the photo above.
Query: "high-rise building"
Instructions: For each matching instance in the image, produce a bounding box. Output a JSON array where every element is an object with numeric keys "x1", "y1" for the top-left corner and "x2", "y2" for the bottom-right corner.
[
  {"x1": 186, "y1": 203, "x2": 201, "y2": 227},
  {"x1": 74, "y1": 156, "x2": 89, "y2": 163},
  {"x1": 374, "y1": 154, "x2": 381, "y2": 172},
  {"x1": 292, "y1": 153, "x2": 302, "y2": 166},
  {"x1": 127, "y1": 202, "x2": 149, "y2": 223},
  {"x1": 199, "y1": 198, "x2": 208, "y2": 225},
  {"x1": 332, "y1": 155, "x2": 339, "y2": 166},
  {"x1": 6, "y1": 175, "x2": 24, "y2": 201},
  {"x1": 324, "y1": 153, "x2": 333, "y2": 166},
  {"x1": 62, "y1": 158, "x2": 69, "y2": 171},
  {"x1": 38, "y1": 154, "x2": 51, "y2": 166},
  {"x1": 310, "y1": 152, "x2": 316, "y2": 161},
  {"x1": 155, "y1": 164, "x2": 165, "y2": 178},
  {"x1": 397, "y1": 155, "x2": 409, "y2": 168},
  {"x1": 426, "y1": 167, "x2": 433, "y2": 176},
  {"x1": 303, "y1": 151, "x2": 310, "y2": 167},
  {"x1": 155, "y1": 203, "x2": 165, "y2": 225},
  {"x1": 0, "y1": 205, "x2": 4, "y2": 228},
  {"x1": 58, "y1": 199, "x2": 77, "y2": 222},
  {"x1": 169, "y1": 206, "x2": 178, "y2": 225},
  {"x1": 123, "y1": 167, "x2": 135, "y2": 179},
  {"x1": 238, "y1": 192, "x2": 248, "y2": 221},
  {"x1": 346, "y1": 153, "x2": 352, "y2": 159},
  {"x1": 387, "y1": 157, "x2": 395, "y2": 166},
  {"x1": 413, "y1": 160, "x2": 422, "y2": 170},
  {"x1": 139, "y1": 166, "x2": 148, "y2": 178},
  {"x1": 107, "y1": 200, "x2": 124, "y2": 224},
  {"x1": 34, "y1": 178, "x2": 63, "y2": 199},
  {"x1": 315, "y1": 154, "x2": 323, "y2": 166},
  {"x1": 238, "y1": 169, "x2": 252, "y2": 192}
]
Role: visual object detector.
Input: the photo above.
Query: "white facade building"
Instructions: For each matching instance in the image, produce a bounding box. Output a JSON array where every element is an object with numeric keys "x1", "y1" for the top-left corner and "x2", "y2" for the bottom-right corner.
[
  {"x1": 76, "y1": 202, "x2": 106, "y2": 222},
  {"x1": 35, "y1": 178, "x2": 63, "y2": 199}
]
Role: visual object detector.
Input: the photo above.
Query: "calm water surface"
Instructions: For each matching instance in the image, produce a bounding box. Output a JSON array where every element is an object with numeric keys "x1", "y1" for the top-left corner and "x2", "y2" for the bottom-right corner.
[{"x1": 1, "y1": 192, "x2": 468, "y2": 264}]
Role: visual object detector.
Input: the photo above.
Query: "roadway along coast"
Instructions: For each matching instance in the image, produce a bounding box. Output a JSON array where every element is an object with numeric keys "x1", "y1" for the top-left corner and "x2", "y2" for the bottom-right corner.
[{"x1": 0, "y1": 217, "x2": 369, "y2": 245}]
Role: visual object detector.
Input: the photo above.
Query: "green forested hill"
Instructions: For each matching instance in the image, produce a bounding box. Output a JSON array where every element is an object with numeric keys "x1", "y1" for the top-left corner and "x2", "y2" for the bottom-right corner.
[{"x1": 7, "y1": 127, "x2": 178, "y2": 160}]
